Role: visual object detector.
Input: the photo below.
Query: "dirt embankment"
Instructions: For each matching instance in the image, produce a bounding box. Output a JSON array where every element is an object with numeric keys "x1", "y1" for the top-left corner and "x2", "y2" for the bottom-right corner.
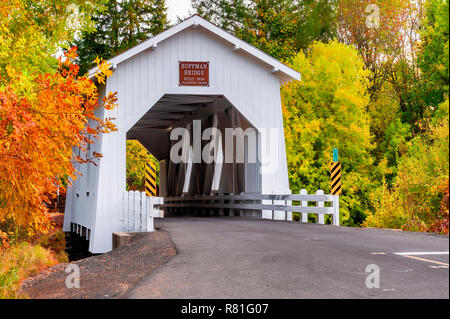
[{"x1": 20, "y1": 230, "x2": 176, "y2": 299}]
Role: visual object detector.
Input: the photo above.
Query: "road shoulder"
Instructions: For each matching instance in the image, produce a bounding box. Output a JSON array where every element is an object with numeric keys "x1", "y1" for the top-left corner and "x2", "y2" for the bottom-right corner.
[{"x1": 20, "y1": 230, "x2": 176, "y2": 299}]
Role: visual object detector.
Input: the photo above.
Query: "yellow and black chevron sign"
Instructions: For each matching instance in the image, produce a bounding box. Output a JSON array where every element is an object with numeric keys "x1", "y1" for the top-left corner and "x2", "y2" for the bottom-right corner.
[
  {"x1": 330, "y1": 162, "x2": 342, "y2": 195},
  {"x1": 145, "y1": 161, "x2": 157, "y2": 197}
]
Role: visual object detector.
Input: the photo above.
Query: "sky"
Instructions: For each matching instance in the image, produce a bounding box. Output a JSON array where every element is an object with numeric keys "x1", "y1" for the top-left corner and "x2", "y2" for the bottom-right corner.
[{"x1": 166, "y1": 0, "x2": 193, "y2": 24}]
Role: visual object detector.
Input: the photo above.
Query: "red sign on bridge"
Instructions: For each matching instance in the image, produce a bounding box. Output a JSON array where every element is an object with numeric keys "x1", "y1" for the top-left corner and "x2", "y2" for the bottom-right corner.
[{"x1": 179, "y1": 61, "x2": 209, "y2": 86}]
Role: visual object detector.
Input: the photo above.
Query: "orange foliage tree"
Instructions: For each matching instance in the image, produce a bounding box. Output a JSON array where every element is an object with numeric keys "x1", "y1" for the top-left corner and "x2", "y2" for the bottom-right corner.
[
  {"x1": 0, "y1": 48, "x2": 117, "y2": 245},
  {"x1": 337, "y1": 0, "x2": 418, "y2": 100}
]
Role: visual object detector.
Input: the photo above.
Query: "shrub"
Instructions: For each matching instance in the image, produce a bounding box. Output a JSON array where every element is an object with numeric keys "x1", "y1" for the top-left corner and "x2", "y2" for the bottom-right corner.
[
  {"x1": 0, "y1": 243, "x2": 58, "y2": 298},
  {"x1": 363, "y1": 182, "x2": 409, "y2": 229},
  {"x1": 36, "y1": 229, "x2": 68, "y2": 263},
  {"x1": 429, "y1": 182, "x2": 449, "y2": 234},
  {"x1": 365, "y1": 99, "x2": 449, "y2": 234}
]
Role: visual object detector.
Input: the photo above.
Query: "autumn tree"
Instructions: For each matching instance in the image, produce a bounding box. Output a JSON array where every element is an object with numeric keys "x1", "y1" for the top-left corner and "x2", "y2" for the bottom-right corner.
[
  {"x1": 282, "y1": 41, "x2": 374, "y2": 226},
  {"x1": 74, "y1": 0, "x2": 168, "y2": 74},
  {"x1": 357, "y1": 0, "x2": 449, "y2": 233},
  {"x1": 337, "y1": 0, "x2": 416, "y2": 100},
  {"x1": 0, "y1": 0, "x2": 117, "y2": 245},
  {"x1": 337, "y1": 0, "x2": 428, "y2": 187},
  {"x1": 365, "y1": 98, "x2": 449, "y2": 232}
]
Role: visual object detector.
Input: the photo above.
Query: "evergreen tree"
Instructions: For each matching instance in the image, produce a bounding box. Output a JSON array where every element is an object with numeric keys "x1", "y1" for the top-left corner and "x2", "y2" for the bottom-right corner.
[{"x1": 75, "y1": 0, "x2": 168, "y2": 74}]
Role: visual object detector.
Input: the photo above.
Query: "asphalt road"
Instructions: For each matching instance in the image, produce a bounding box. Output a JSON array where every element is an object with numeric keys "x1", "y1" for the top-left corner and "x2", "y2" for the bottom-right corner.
[{"x1": 127, "y1": 217, "x2": 449, "y2": 299}]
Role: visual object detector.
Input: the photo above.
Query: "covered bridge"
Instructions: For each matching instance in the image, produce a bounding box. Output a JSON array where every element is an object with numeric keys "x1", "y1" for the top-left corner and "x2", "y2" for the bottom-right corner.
[{"x1": 63, "y1": 15, "x2": 301, "y2": 253}]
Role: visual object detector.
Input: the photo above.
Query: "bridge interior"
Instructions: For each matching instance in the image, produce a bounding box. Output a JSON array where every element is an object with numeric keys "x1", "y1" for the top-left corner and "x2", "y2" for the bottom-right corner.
[{"x1": 127, "y1": 94, "x2": 262, "y2": 212}]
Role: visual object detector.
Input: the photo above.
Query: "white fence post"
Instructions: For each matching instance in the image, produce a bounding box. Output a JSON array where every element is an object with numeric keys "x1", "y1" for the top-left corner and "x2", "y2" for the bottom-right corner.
[
  {"x1": 333, "y1": 195, "x2": 340, "y2": 226},
  {"x1": 285, "y1": 189, "x2": 292, "y2": 221},
  {"x1": 270, "y1": 190, "x2": 274, "y2": 220},
  {"x1": 133, "y1": 190, "x2": 140, "y2": 232},
  {"x1": 273, "y1": 189, "x2": 284, "y2": 220},
  {"x1": 128, "y1": 191, "x2": 135, "y2": 231},
  {"x1": 300, "y1": 189, "x2": 308, "y2": 223},
  {"x1": 126, "y1": 191, "x2": 132, "y2": 231},
  {"x1": 272, "y1": 190, "x2": 276, "y2": 220},
  {"x1": 158, "y1": 197, "x2": 164, "y2": 218},
  {"x1": 316, "y1": 190, "x2": 324, "y2": 224},
  {"x1": 147, "y1": 196, "x2": 155, "y2": 231},
  {"x1": 123, "y1": 191, "x2": 128, "y2": 232},
  {"x1": 141, "y1": 192, "x2": 147, "y2": 232}
]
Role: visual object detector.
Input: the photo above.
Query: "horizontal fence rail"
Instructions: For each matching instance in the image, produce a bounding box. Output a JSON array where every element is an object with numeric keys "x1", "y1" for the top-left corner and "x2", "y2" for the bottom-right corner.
[
  {"x1": 155, "y1": 189, "x2": 340, "y2": 226},
  {"x1": 122, "y1": 191, "x2": 164, "y2": 232}
]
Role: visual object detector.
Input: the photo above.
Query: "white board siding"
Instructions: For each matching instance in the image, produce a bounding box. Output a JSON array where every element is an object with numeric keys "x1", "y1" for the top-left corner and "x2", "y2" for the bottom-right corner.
[
  {"x1": 88, "y1": 15, "x2": 300, "y2": 82},
  {"x1": 119, "y1": 28, "x2": 284, "y2": 132},
  {"x1": 66, "y1": 24, "x2": 291, "y2": 253}
]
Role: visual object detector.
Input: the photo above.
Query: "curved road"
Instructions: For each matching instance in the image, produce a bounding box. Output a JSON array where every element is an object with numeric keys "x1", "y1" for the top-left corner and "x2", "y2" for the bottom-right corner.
[{"x1": 127, "y1": 217, "x2": 449, "y2": 298}]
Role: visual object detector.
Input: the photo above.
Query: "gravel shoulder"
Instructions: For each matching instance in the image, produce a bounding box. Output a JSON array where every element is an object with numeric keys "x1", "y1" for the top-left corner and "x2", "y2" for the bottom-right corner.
[{"x1": 20, "y1": 230, "x2": 176, "y2": 299}]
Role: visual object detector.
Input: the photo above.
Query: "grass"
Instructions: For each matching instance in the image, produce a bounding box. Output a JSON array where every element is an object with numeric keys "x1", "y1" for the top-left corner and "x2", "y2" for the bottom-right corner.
[{"x1": 0, "y1": 242, "x2": 59, "y2": 298}]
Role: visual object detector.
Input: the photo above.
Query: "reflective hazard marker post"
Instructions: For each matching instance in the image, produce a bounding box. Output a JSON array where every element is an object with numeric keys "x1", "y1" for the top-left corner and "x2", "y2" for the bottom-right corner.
[
  {"x1": 331, "y1": 148, "x2": 340, "y2": 225},
  {"x1": 145, "y1": 162, "x2": 157, "y2": 197},
  {"x1": 331, "y1": 149, "x2": 341, "y2": 195}
]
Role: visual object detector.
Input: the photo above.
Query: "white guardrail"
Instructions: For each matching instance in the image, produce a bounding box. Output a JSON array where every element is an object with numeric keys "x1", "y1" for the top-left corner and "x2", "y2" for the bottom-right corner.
[
  {"x1": 122, "y1": 191, "x2": 163, "y2": 232},
  {"x1": 157, "y1": 189, "x2": 340, "y2": 226}
]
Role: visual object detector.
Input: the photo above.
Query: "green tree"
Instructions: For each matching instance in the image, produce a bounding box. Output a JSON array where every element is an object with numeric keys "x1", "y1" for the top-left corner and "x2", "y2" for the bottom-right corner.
[
  {"x1": 192, "y1": 0, "x2": 337, "y2": 62},
  {"x1": 418, "y1": 0, "x2": 449, "y2": 109},
  {"x1": 365, "y1": 99, "x2": 449, "y2": 233},
  {"x1": 0, "y1": 0, "x2": 101, "y2": 92},
  {"x1": 74, "y1": 0, "x2": 168, "y2": 74},
  {"x1": 282, "y1": 41, "x2": 374, "y2": 226},
  {"x1": 126, "y1": 140, "x2": 159, "y2": 192}
]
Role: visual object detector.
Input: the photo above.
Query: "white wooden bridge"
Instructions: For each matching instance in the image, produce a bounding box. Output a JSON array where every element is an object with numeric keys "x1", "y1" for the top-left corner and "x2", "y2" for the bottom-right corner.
[{"x1": 63, "y1": 15, "x2": 339, "y2": 253}]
